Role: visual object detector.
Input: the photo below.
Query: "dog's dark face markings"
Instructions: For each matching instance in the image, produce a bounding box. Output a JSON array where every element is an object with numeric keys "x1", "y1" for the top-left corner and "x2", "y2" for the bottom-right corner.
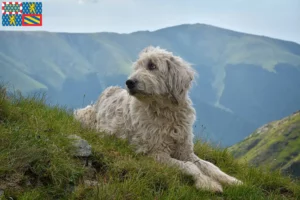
[{"x1": 126, "y1": 46, "x2": 195, "y2": 104}]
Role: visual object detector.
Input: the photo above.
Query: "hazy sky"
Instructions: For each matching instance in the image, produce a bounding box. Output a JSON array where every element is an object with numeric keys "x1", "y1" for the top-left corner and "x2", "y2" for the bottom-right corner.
[{"x1": 1, "y1": 0, "x2": 299, "y2": 43}]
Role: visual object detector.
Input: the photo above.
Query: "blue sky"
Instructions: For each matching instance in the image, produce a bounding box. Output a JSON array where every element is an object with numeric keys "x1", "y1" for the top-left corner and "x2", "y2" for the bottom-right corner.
[{"x1": 1, "y1": 0, "x2": 300, "y2": 43}]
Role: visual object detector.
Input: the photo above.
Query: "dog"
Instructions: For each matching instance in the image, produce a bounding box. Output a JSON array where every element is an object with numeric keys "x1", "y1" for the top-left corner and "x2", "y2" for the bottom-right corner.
[{"x1": 74, "y1": 46, "x2": 242, "y2": 192}]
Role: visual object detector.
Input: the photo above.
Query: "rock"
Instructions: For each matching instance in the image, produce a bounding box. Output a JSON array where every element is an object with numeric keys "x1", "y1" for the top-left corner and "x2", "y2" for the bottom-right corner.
[
  {"x1": 68, "y1": 135, "x2": 92, "y2": 157},
  {"x1": 84, "y1": 180, "x2": 98, "y2": 187},
  {"x1": 25, "y1": 180, "x2": 31, "y2": 186}
]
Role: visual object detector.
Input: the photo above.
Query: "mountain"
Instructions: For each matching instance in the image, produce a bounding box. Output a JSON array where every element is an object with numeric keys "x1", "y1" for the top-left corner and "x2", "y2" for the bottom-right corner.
[
  {"x1": 229, "y1": 111, "x2": 300, "y2": 179},
  {"x1": 1, "y1": 23, "x2": 300, "y2": 146}
]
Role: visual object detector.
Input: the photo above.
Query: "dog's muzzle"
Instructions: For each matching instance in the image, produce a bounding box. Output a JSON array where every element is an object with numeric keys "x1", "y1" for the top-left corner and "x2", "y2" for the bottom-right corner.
[
  {"x1": 126, "y1": 79, "x2": 136, "y2": 89},
  {"x1": 126, "y1": 79, "x2": 138, "y2": 95}
]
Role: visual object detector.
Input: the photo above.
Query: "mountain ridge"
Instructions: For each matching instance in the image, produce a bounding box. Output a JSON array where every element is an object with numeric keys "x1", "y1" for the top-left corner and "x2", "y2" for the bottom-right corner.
[
  {"x1": 1, "y1": 23, "x2": 300, "y2": 146},
  {"x1": 229, "y1": 111, "x2": 300, "y2": 179},
  {"x1": 3, "y1": 23, "x2": 300, "y2": 46}
]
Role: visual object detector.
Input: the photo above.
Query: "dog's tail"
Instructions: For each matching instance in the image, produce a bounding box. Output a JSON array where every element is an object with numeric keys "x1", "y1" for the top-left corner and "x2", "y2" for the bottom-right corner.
[{"x1": 74, "y1": 105, "x2": 97, "y2": 129}]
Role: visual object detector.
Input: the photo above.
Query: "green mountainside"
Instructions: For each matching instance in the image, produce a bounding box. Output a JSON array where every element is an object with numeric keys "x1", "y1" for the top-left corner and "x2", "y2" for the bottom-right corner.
[
  {"x1": 1, "y1": 24, "x2": 300, "y2": 146},
  {"x1": 230, "y1": 111, "x2": 300, "y2": 179}
]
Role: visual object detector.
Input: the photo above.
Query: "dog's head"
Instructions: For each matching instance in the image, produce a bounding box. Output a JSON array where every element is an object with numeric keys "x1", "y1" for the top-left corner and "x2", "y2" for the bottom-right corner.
[{"x1": 126, "y1": 46, "x2": 196, "y2": 104}]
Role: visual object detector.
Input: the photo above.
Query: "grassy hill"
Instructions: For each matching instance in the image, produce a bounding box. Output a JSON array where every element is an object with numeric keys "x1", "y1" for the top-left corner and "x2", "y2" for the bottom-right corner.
[
  {"x1": 1, "y1": 24, "x2": 300, "y2": 146},
  {"x1": 229, "y1": 111, "x2": 300, "y2": 179},
  {"x1": 1, "y1": 88, "x2": 300, "y2": 199}
]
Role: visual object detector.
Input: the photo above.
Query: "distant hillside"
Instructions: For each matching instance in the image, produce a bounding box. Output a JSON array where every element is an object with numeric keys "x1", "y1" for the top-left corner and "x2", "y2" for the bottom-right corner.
[
  {"x1": 1, "y1": 23, "x2": 300, "y2": 146},
  {"x1": 230, "y1": 111, "x2": 300, "y2": 179}
]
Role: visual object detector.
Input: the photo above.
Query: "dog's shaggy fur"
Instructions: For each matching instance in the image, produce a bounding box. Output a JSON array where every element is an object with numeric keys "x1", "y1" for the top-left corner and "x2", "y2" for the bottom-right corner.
[{"x1": 74, "y1": 46, "x2": 242, "y2": 192}]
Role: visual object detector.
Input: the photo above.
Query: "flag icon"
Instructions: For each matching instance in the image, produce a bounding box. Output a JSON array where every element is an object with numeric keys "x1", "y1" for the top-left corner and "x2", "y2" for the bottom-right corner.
[
  {"x1": 2, "y1": 14, "x2": 22, "y2": 26},
  {"x1": 22, "y1": 14, "x2": 42, "y2": 26},
  {"x1": 1, "y1": 2, "x2": 42, "y2": 27},
  {"x1": 22, "y1": 2, "x2": 42, "y2": 14},
  {"x1": 2, "y1": 2, "x2": 22, "y2": 14}
]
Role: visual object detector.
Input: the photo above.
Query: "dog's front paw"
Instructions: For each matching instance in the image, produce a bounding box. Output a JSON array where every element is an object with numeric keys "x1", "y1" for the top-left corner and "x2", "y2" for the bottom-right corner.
[
  {"x1": 234, "y1": 179, "x2": 243, "y2": 185},
  {"x1": 227, "y1": 177, "x2": 243, "y2": 186},
  {"x1": 195, "y1": 178, "x2": 223, "y2": 193}
]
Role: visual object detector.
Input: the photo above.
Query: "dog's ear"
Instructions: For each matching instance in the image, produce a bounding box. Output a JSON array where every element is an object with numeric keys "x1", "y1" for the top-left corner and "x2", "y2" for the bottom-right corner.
[
  {"x1": 166, "y1": 56, "x2": 195, "y2": 104},
  {"x1": 166, "y1": 59, "x2": 179, "y2": 105}
]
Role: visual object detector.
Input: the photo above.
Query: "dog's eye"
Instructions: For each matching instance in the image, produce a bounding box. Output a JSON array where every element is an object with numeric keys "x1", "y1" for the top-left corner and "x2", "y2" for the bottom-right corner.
[{"x1": 147, "y1": 62, "x2": 156, "y2": 70}]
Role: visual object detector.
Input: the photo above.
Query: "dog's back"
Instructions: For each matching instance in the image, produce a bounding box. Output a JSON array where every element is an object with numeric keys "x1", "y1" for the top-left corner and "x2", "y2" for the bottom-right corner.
[
  {"x1": 74, "y1": 86, "x2": 131, "y2": 137},
  {"x1": 74, "y1": 105, "x2": 97, "y2": 129},
  {"x1": 94, "y1": 86, "x2": 131, "y2": 136}
]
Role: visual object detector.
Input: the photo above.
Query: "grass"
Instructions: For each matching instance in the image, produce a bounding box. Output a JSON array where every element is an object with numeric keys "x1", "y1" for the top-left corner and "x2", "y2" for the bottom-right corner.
[{"x1": 0, "y1": 86, "x2": 300, "y2": 200}]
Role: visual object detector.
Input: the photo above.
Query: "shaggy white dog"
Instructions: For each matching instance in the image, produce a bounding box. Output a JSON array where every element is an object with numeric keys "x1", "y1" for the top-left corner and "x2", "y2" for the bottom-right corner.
[{"x1": 74, "y1": 46, "x2": 242, "y2": 192}]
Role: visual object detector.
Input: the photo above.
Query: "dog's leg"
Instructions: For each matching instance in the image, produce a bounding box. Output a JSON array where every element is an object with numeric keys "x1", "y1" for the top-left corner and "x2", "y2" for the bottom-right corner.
[
  {"x1": 190, "y1": 153, "x2": 242, "y2": 186},
  {"x1": 152, "y1": 153, "x2": 223, "y2": 192}
]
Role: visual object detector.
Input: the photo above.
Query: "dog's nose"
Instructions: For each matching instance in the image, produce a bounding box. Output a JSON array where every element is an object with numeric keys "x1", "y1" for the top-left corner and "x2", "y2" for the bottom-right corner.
[{"x1": 126, "y1": 79, "x2": 136, "y2": 89}]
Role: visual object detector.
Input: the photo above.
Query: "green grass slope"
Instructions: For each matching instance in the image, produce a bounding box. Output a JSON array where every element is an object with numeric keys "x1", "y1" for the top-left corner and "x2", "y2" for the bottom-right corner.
[
  {"x1": 229, "y1": 111, "x2": 300, "y2": 179},
  {"x1": 0, "y1": 87, "x2": 300, "y2": 200}
]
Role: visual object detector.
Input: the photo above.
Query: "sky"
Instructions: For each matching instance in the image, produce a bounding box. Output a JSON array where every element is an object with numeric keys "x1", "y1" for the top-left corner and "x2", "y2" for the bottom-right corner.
[{"x1": 1, "y1": 0, "x2": 300, "y2": 43}]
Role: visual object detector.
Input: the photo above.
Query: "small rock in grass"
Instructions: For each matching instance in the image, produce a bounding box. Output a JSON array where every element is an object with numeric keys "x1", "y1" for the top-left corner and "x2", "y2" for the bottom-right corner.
[
  {"x1": 84, "y1": 180, "x2": 98, "y2": 187},
  {"x1": 68, "y1": 135, "x2": 92, "y2": 157}
]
